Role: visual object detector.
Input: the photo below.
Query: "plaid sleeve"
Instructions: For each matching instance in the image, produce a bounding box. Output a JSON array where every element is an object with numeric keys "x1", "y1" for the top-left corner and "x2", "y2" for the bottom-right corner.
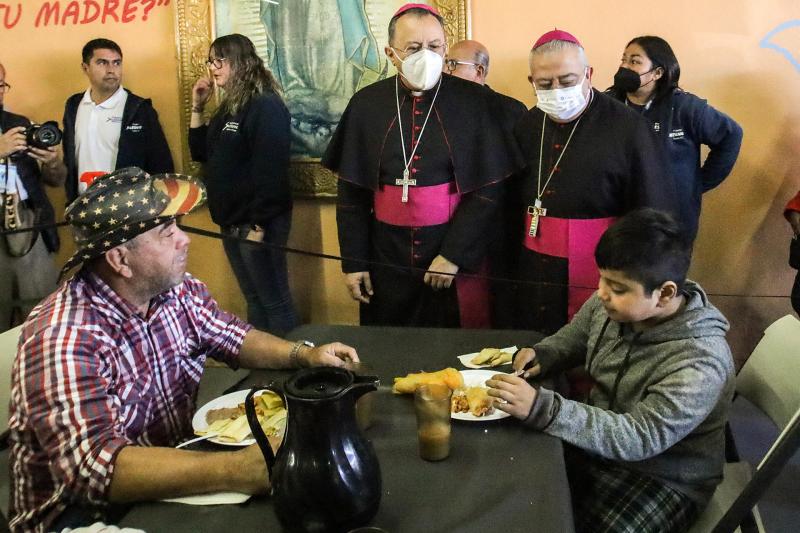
[
  {"x1": 17, "y1": 326, "x2": 132, "y2": 506},
  {"x1": 181, "y1": 275, "x2": 252, "y2": 367}
]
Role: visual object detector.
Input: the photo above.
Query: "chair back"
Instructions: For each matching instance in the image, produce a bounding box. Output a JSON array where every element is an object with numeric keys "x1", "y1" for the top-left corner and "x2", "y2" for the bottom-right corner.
[
  {"x1": 0, "y1": 325, "x2": 23, "y2": 435},
  {"x1": 737, "y1": 315, "x2": 800, "y2": 431},
  {"x1": 701, "y1": 315, "x2": 800, "y2": 533}
]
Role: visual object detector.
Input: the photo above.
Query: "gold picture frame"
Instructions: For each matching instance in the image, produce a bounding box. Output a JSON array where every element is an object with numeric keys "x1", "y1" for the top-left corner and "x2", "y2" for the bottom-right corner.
[{"x1": 174, "y1": 0, "x2": 471, "y2": 197}]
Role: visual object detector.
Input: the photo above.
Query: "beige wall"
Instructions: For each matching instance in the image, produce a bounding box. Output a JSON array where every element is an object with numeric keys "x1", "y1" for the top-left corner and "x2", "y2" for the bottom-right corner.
[{"x1": 4, "y1": 1, "x2": 799, "y2": 357}]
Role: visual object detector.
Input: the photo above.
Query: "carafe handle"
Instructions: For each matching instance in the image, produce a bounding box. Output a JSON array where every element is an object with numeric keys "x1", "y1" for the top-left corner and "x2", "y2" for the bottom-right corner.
[{"x1": 244, "y1": 384, "x2": 284, "y2": 483}]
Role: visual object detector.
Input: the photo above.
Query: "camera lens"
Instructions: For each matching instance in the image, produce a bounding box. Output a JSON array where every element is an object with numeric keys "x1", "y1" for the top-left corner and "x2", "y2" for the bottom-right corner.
[{"x1": 27, "y1": 121, "x2": 63, "y2": 149}]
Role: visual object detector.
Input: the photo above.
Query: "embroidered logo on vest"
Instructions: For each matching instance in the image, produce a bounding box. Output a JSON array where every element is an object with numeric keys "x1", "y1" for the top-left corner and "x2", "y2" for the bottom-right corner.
[
  {"x1": 668, "y1": 128, "x2": 684, "y2": 140},
  {"x1": 222, "y1": 121, "x2": 240, "y2": 133},
  {"x1": 125, "y1": 123, "x2": 143, "y2": 132}
]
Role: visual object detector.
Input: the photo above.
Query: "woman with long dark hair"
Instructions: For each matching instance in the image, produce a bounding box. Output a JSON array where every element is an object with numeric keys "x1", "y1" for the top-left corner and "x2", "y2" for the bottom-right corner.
[
  {"x1": 189, "y1": 33, "x2": 298, "y2": 335},
  {"x1": 607, "y1": 36, "x2": 743, "y2": 242}
]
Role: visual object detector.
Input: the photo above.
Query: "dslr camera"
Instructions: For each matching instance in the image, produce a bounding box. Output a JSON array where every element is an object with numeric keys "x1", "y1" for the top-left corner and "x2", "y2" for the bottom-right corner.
[
  {"x1": 24, "y1": 121, "x2": 63, "y2": 149},
  {"x1": 9, "y1": 121, "x2": 63, "y2": 160}
]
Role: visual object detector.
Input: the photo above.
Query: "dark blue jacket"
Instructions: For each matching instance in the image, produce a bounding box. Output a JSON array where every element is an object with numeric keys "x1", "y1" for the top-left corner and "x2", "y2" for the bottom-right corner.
[
  {"x1": 608, "y1": 88, "x2": 743, "y2": 240},
  {"x1": 188, "y1": 92, "x2": 292, "y2": 227},
  {"x1": 1, "y1": 109, "x2": 60, "y2": 252},
  {"x1": 62, "y1": 89, "x2": 174, "y2": 204}
]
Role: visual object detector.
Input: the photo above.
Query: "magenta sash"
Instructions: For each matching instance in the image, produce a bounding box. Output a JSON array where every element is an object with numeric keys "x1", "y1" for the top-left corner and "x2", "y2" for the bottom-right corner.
[
  {"x1": 455, "y1": 260, "x2": 491, "y2": 329},
  {"x1": 374, "y1": 183, "x2": 460, "y2": 227},
  {"x1": 523, "y1": 213, "x2": 616, "y2": 319},
  {"x1": 373, "y1": 182, "x2": 489, "y2": 327}
]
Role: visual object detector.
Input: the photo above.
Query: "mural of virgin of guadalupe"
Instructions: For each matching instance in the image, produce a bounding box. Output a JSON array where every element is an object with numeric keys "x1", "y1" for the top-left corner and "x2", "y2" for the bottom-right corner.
[{"x1": 260, "y1": 0, "x2": 387, "y2": 158}]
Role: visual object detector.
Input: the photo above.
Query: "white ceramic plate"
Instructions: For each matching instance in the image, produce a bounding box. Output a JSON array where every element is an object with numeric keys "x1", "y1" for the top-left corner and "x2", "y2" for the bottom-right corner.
[
  {"x1": 451, "y1": 370, "x2": 510, "y2": 421},
  {"x1": 457, "y1": 346, "x2": 517, "y2": 369},
  {"x1": 192, "y1": 389, "x2": 265, "y2": 447}
]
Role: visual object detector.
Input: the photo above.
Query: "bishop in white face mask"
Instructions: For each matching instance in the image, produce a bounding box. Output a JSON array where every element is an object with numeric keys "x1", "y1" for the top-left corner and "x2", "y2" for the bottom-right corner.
[
  {"x1": 503, "y1": 28, "x2": 678, "y2": 337},
  {"x1": 391, "y1": 48, "x2": 444, "y2": 91},
  {"x1": 322, "y1": 4, "x2": 522, "y2": 329},
  {"x1": 528, "y1": 35, "x2": 592, "y2": 123}
]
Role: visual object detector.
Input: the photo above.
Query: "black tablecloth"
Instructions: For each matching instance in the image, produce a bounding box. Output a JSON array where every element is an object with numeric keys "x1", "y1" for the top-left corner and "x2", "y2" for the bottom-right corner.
[{"x1": 120, "y1": 325, "x2": 575, "y2": 533}]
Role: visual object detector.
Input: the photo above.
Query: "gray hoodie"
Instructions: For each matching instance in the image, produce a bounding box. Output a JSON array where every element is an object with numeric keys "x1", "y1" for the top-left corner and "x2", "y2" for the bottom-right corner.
[{"x1": 523, "y1": 280, "x2": 735, "y2": 505}]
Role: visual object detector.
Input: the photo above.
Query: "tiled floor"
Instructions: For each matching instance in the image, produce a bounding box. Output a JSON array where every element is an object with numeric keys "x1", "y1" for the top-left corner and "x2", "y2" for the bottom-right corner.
[{"x1": 728, "y1": 397, "x2": 800, "y2": 533}]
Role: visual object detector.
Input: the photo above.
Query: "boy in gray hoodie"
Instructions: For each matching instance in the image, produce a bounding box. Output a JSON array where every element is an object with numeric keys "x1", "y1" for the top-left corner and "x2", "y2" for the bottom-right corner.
[{"x1": 488, "y1": 209, "x2": 735, "y2": 533}]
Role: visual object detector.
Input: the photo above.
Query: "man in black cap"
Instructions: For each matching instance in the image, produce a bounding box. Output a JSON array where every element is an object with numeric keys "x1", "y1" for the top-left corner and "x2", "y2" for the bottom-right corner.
[{"x1": 7, "y1": 168, "x2": 358, "y2": 532}]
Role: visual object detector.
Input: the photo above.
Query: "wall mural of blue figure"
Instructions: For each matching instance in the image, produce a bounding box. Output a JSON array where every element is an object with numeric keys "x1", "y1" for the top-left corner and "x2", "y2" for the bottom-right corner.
[
  {"x1": 760, "y1": 20, "x2": 800, "y2": 74},
  {"x1": 260, "y1": 0, "x2": 387, "y2": 158}
]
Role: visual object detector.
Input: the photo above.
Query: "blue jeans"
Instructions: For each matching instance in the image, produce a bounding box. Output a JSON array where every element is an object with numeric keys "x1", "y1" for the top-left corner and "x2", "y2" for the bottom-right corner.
[{"x1": 221, "y1": 211, "x2": 299, "y2": 336}]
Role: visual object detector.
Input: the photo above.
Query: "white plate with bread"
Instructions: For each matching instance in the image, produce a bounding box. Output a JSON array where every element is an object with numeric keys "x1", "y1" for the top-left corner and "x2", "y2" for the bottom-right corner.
[{"x1": 457, "y1": 346, "x2": 517, "y2": 369}]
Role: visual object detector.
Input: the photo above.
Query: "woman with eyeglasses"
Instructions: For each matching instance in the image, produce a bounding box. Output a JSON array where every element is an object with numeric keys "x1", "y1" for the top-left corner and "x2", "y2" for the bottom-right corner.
[
  {"x1": 606, "y1": 36, "x2": 743, "y2": 242},
  {"x1": 189, "y1": 33, "x2": 299, "y2": 335}
]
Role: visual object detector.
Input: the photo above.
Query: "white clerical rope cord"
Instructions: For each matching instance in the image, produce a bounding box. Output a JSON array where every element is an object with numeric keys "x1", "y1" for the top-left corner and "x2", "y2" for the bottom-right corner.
[
  {"x1": 394, "y1": 75, "x2": 443, "y2": 202},
  {"x1": 527, "y1": 109, "x2": 584, "y2": 237}
]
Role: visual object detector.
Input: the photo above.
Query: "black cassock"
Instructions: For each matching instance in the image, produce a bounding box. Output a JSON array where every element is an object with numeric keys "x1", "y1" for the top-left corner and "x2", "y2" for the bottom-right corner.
[
  {"x1": 503, "y1": 90, "x2": 679, "y2": 334},
  {"x1": 323, "y1": 74, "x2": 520, "y2": 327}
]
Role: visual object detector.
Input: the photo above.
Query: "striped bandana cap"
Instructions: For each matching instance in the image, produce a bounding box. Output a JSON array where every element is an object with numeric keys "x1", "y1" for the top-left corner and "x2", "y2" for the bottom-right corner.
[{"x1": 61, "y1": 166, "x2": 206, "y2": 277}]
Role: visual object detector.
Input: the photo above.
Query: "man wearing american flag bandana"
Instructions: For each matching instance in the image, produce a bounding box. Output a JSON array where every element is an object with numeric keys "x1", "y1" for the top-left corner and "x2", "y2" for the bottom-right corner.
[{"x1": 7, "y1": 167, "x2": 359, "y2": 532}]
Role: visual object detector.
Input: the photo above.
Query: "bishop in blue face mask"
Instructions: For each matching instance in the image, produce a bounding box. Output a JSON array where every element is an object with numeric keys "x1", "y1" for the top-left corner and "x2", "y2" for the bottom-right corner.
[{"x1": 496, "y1": 28, "x2": 679, "y2": 336}]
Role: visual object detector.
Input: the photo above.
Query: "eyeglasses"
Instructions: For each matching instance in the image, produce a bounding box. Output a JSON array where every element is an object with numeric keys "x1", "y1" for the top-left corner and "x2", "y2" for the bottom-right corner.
[
  {"x1": 444, "y1": 59, "x2": 479, "y2": 73},
  {"x1": 205, "y1": 57, "x2": 228, "y2": 70},
  {"x1": 0, "y1": 82, "x2": 10, "y2": 93},
  {"x1": 394, "y1": 43, "x2": 445, "y2": 57}
]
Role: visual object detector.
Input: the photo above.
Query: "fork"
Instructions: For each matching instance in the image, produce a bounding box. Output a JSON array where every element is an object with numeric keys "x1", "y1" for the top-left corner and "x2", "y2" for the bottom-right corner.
[{"x1": 175, "y1": 432, "x2": 220, "y2": 449}]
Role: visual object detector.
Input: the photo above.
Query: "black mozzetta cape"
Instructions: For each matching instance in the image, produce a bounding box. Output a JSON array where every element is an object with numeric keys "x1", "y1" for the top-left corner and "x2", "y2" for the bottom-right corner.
[{"x1": 322, "y1": 73, "x2": 521, "y2": 194}]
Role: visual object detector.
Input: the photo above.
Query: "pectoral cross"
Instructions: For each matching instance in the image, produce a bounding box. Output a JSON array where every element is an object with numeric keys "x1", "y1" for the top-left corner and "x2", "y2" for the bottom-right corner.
[
  {"x1": 395, "y1": 169, "x2": 416, "y2": 203},
  {"x1": 527, "y1": 198, "x2": 547, "y2": 237}
]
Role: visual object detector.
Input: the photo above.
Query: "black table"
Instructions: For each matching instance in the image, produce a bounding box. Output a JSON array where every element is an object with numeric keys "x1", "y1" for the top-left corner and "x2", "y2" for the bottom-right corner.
[{"x1": 120, "y1": 325, "x2": 575, "y2": 532}]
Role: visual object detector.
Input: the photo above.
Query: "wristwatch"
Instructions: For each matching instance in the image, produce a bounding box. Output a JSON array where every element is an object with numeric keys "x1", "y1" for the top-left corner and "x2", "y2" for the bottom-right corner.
[{"x1": 289, "y1": 340, "x2": 315, "y2": 367}]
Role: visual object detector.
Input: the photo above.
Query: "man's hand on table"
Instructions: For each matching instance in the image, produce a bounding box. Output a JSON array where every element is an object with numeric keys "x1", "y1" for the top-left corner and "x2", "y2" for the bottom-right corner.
[
  {"x1": 235, "y1": 437, "x2": 281, "y2": 494},
  {"x1": 298, "y1": 342, "x2": 359, "y2": 368},
  {"x1": 486, "y1": 374, "x2": 538, "y2": 420}
]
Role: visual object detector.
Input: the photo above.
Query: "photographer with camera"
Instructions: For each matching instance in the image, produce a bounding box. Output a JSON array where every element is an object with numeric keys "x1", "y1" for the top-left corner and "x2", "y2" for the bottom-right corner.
[{"x1": 0, "y1": 61, "x2": 65, "y2": 331}]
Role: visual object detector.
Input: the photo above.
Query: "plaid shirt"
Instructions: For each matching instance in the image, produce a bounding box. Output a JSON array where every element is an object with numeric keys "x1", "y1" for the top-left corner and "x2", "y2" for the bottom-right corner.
[{"x1": 8, "y1": 270, "x2": 251, "y2": 532}]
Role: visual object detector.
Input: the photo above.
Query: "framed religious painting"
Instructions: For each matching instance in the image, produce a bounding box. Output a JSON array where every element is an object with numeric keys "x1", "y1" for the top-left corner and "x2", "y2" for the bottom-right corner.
[{"x1": 174, "y1": 0, "x2": 471, "y2": 196}]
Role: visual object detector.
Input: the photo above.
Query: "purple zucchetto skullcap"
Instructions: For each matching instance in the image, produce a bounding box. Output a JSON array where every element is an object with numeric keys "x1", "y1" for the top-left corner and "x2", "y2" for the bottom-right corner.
[
  {"x1": 533, "y1": 29, "x2": 582, "y2": 49},
  {"x1": 393, "y1": 3, "x2": 441, "y2": 18}
]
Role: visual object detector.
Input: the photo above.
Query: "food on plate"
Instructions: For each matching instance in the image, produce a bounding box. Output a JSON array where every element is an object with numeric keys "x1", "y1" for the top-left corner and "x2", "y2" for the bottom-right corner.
[
  {"x1": 451, "y1": 386, "x2": 495, "y2": 417},
  {"x1": 392, "y1": 367, "x2": 464, "y2": 394},
  {"x1": 196, "y1": 391, "x2": 286, "y2": 443},
  {"x1": 470, "y1": 347, "x2": 512, "y2": 367}
]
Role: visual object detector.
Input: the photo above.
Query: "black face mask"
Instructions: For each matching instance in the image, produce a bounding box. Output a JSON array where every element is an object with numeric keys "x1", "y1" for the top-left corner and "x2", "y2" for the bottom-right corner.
[{"x1": 613, "y1": 67, "x2": 643, "y2": 93}]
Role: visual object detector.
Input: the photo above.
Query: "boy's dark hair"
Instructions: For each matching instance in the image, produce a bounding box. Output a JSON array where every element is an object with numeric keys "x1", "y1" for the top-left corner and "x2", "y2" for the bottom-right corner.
[
  {"x1": 388, "y1": 8, "x2": 445, "y2": 45},
  {"x1": 82, "y1": 39, "x2": 123, "y2": 64},
  {"x1": 595, "y1": 208, "x2": 691, "y2": 293}
]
